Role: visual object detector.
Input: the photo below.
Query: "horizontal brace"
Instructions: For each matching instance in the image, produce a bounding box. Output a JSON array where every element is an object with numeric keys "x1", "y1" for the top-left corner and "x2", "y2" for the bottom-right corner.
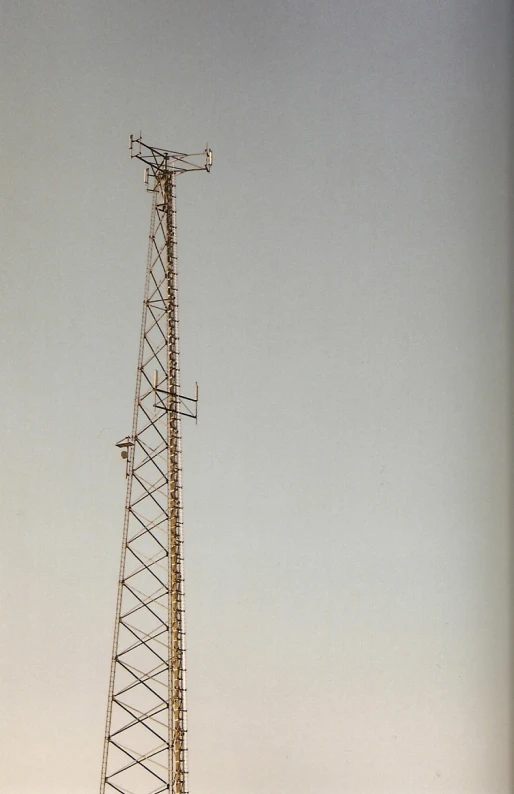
[{"x1": 154, "y1": 388, "x2": 197, "y2": 403}]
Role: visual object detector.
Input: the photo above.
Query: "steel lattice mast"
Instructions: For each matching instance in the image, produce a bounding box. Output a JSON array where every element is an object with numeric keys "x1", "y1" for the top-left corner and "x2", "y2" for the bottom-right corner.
[{"x1": 100, "y1": 136, "x2": 212, "y2": 794}]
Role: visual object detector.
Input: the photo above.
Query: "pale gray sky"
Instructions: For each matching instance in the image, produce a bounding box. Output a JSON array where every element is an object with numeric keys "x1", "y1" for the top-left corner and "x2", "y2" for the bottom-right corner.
[{"x1": 0, "y1": 1, "x2": 512, "y2": 793}]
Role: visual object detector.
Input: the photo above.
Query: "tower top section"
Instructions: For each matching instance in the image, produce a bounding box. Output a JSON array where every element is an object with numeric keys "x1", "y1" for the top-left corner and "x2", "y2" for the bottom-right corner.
[{"x1": 129, "y1": 133, "x2": 213, "y2": 175}]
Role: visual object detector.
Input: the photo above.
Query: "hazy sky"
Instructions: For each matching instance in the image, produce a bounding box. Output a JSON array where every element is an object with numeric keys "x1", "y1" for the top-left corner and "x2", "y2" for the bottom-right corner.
[{"x1": 0, "y1": 1, "x2": 512, "y2": 793}]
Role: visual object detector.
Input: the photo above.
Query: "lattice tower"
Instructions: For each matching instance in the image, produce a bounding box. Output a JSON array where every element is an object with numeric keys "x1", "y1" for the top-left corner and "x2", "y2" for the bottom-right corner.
[{"x1": 99, "y1": 136, "x2": 212, "y2": 794}]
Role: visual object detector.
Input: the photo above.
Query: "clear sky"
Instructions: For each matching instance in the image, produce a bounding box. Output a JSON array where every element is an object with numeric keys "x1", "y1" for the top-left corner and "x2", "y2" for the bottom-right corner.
[{"x1": 0, "y1": 1, "x2": 512, "y2": 793}]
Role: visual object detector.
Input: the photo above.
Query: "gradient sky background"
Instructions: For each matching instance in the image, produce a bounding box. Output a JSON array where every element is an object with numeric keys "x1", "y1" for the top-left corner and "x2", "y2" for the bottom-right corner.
[{"x1": 0, "y1": 1, "x2": 512, "y2": 793}]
